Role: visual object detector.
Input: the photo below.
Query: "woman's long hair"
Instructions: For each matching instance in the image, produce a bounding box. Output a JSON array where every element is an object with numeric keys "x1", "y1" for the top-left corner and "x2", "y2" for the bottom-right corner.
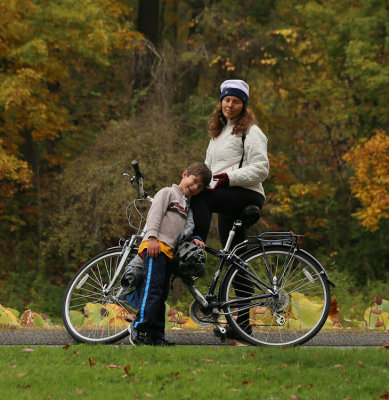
[{"x1": 208, "y1": 103, "x2": 256, "y2": 138}]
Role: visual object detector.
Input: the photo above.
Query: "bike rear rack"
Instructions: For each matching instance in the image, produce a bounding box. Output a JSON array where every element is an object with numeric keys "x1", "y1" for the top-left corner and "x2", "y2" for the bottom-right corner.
[{"x1": 247, "y1": 231, "x2": 303, "y2": 249}]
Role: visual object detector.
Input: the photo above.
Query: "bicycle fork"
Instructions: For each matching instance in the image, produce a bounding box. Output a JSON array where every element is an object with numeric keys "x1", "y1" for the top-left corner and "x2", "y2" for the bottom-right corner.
[{"x1": 104, "y1": 237, "x2": 140, "y2": 298}]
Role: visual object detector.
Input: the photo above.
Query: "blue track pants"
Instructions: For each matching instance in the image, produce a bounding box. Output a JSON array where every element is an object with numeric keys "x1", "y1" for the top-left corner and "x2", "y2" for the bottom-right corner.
[{"x1": 134, "y1": 250, "x2": 171, "y2": 339}]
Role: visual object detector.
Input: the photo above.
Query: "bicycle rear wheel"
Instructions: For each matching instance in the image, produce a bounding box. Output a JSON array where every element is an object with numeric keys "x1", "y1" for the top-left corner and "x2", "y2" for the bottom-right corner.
[
  {"x1": 220, "y1": 245, "x2": 331, "y2": 346},
  {"x1": 62, "y1": 248, "x2": 138, "y2": 343}
]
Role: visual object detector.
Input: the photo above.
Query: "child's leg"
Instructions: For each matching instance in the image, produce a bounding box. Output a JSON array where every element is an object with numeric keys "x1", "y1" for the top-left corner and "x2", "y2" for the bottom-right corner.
[
  {"x1": 134, "y1": 251, "x2": 169, "y2": 335},
  {"x1": 148, "y1": 263, "x2": 172, "y2": 340}
]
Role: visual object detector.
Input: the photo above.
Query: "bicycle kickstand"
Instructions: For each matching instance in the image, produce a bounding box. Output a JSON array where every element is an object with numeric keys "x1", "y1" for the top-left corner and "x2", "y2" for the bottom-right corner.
[{"x1": 214, "y1": 325, "x2": 227, "y2": 343}]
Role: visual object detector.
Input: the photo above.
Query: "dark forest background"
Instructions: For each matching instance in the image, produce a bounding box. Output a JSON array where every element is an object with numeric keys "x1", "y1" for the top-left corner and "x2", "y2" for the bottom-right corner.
[{"x1": 1, "y1": 0, "x2": 388, "y2": 320}]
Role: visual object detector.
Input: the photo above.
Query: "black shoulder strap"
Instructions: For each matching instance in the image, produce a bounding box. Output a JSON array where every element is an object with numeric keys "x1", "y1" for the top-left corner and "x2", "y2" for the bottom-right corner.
[{"x1": 239, "y1": 130, "x2": 246, "y2": 168}]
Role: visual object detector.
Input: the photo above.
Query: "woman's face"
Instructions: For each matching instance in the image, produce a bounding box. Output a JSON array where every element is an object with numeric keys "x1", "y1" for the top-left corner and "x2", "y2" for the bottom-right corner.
[{"x1": 221, "y1": 96, "x2": 244, "y2": 119}]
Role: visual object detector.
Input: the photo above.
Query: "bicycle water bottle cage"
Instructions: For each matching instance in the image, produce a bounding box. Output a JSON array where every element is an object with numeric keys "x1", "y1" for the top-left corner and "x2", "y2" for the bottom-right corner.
[{"x1": 238, "y1": 205, "x2": 260, "y2": 228}]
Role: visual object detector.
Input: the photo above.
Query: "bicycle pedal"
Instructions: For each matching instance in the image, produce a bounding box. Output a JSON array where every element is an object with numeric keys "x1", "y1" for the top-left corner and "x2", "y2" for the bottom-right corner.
[{"x1": 214, "y1": 325, "x2": 226, "y2": 342}]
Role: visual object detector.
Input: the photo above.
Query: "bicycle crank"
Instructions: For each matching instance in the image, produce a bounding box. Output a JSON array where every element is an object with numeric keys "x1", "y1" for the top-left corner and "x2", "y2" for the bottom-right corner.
[{"x1": 189, "y1": 300, "x2": 219, "y2": 327}]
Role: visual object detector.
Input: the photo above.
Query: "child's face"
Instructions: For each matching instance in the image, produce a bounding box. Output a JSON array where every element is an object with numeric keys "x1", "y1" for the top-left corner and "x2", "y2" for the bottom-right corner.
[{"x1": 179, "y1": 171, "x2": 204, "y2": 197}]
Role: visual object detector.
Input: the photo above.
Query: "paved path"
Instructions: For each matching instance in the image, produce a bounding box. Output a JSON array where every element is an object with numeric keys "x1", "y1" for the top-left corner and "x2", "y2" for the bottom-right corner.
[{"x1": 1, "y1": 331, "x2": 388, "y2": 346}]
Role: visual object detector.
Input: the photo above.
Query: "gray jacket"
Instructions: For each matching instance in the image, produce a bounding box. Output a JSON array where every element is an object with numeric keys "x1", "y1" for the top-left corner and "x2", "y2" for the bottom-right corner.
[{"x1": 142, "y1": 184, "x2": 188, "y2": 249}]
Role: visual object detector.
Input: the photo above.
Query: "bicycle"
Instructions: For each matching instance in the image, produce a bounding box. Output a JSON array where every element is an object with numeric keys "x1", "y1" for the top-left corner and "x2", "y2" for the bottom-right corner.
[{"x1": 62, "y1": 161, "x2": 334, "y2": 346}]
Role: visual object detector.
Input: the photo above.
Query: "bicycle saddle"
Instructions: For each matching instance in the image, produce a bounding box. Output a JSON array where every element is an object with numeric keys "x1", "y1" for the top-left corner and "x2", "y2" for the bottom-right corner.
[{"x1": 238, "y1": 205, "x2": 261, "y2": 227}]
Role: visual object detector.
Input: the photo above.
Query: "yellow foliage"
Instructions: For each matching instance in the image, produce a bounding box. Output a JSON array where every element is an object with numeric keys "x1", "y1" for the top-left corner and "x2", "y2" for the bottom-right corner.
[
  {"x1": 0, "y1": 139, "x2": 32, "y2": 214},
  {"x1": 0, "y1": 304, "x2": 20, "y2": 326},
  {"x1": 343, "y1": 130, "x2": 389, "y2": 231}
]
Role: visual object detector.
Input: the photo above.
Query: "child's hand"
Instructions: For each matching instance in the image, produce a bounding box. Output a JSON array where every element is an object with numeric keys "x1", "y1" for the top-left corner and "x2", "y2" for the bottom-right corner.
[
  {"x1": 147, "y1": 237, "x2": 160, "y2": 258},
  {"x1": 191, "y1": 238, "x2": 205, "y2": 249}
]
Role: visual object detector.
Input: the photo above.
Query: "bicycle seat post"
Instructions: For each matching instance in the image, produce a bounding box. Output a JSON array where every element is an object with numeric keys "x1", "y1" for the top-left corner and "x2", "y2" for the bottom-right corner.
[{"x1": 223, "y1": 219, "x2": 242, "y2": 252}]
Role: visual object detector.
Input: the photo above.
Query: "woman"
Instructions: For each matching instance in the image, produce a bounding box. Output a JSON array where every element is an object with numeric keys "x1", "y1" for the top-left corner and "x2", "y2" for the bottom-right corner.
[{"x1": 190, "y1": 79, "x2": 269, "y2": 338}]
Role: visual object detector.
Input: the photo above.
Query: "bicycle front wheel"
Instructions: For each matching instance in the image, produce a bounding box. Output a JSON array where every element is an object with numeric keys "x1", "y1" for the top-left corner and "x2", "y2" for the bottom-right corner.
[
  {"x1": 220, "y1": 245, "x2": 331, "y2": 346},
  {"x1": 62, "y1": 248, "x2": 138, "y2": 344}
]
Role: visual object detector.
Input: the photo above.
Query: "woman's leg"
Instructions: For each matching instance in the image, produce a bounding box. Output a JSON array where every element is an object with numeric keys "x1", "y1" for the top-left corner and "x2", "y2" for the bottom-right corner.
[{"x1": 191, "y1": 187, "x2": 264, "y2": 243}]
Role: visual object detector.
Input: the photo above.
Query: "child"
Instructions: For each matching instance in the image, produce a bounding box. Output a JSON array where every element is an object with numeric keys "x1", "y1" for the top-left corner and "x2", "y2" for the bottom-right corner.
[{"x1": 129, "y1": 162, "x2": 212, "y2": 346}]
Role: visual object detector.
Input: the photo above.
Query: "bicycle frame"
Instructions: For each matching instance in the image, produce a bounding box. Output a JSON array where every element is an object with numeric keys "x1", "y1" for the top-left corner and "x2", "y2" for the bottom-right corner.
[{"x1": 198, "y1": 247, "x2": 275, "y2": 314}]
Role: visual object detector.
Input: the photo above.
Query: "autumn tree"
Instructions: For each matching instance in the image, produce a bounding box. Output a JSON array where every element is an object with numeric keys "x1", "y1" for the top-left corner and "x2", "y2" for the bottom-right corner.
[
  {"x1": 0, "y1": 0, "x2": 142, "y2": 272},
  {"x1": 343, "y1": 131, "x2": 389, "y2": 231}
]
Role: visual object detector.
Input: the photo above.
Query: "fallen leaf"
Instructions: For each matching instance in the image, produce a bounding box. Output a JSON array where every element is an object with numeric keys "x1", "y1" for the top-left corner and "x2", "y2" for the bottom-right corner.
[
  {"x1": 290, "y1": 395, "x2": 300, "y2": 400},
  {"x1": 230, "y1": 339, "x2": 249, "y2": 347},
  {"x1": 88, "y1": 357, "x2": 96, "y2": 367},
  {"x1": 170, "y1": 372, "x2": 181, "y2": 376},
  {"x1": 73, "y1": 351, "x2": 80, "y2": 355},
  {"x1": 357, "y1": 360, "x2": 363, "y2": 366},
  {"x1": 106, "y1": 365, "x2": 122, "y2": 368},
  {"x1": 242, "y1": 380, "x2": 252, "y2": 385},
  {"x1": 382, "y1": 344, "x2": 389, "y2": 350},
  {"x1": 76, "y1": 389, "x2": 83, "y2": 394},
  {"x1": 62, "y1": 344, "x2": 70, "y2": 350},
  {"x1": 124, "y1": 364, "x2": 131, "y2": 376},
  {"x1": 282, "y1": 363, "x2": 288, "y2": 368},
  {"x1": 10, "y1": 365, "x2": 17, "y2": 368},
  {"x1": 17, "y1": 372, "x2": 28, "y2": 377},
  {"x1": 21, "y1": 348, "x2": 34, "y2": 352},
  {"x1": 144, "y1": 393, "x2": 153, "y2": 397},
  {"x1": 202, "y1": 359, "x2": 214, "y2": 362},
  {"x1": 379, "y1": 391, "x2": 389, "y2": 399}
]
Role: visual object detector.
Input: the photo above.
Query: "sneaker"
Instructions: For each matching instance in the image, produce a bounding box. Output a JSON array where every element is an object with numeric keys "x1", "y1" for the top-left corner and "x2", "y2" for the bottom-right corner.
[
  {"x1": 144, "y1": 336, "x2": 175, "y2": 346},
  {"x1": 128, "y1": 322, "x2": 145, "y2": 346},
  {"x1": 213, "y1": 324, "x2": 252, "y2": 339}
]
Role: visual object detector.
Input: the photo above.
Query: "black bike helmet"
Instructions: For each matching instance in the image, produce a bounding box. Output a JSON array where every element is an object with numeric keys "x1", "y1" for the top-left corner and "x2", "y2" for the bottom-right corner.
[{"x1": 173, "y1": 241, "x2": 206, "y2": 278}]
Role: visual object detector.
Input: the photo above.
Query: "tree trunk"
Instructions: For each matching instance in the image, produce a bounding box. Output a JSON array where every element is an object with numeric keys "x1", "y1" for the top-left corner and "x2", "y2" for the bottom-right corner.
[{"x1": 137, "y1": 0, "x2": 160, "y2": 46}]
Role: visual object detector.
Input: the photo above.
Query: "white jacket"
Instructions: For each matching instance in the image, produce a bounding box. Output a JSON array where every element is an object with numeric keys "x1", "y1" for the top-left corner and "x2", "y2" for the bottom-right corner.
[{"x1": 205, "y1": 119, "x2": 269, "y2": 197}]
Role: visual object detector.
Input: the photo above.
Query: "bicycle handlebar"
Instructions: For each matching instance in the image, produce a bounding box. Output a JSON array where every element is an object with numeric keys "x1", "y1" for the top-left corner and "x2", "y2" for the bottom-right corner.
[{"x1": 131, "y1": 160, "x2": 143, "y2": 180}]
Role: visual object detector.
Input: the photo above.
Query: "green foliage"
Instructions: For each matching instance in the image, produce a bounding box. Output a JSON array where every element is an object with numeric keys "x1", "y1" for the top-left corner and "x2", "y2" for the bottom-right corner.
[
  {"x1": 44, "y1": 107, "x2": 192, "y2": 273},
  {"x1": 0, "y1": 0, "x2": 388, "y2": 316}
]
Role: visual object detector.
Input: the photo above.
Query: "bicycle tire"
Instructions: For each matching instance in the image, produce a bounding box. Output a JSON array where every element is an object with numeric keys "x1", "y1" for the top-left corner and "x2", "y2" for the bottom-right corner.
[
  {"x1": 62, "y1": 248, "x2": 138, "y2": 344},
  {"x1": 220, "y1": 245, "x2": 331, "y2": 346}
]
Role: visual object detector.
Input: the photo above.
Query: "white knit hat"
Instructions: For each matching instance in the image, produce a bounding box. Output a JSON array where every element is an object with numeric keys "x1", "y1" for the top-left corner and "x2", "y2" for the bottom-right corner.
[{"x1": 220, "y1": 79, "x2": 249, "y2": 105}]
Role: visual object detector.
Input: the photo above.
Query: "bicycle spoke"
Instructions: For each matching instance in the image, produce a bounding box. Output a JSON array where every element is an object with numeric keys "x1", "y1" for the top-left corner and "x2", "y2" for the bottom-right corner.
[
  {"x1": 63, "y1": 249, "x2": 137, "y2": 343},
  {"x1": 221, "y1": 245, "x2": 331, "y2": 346}
]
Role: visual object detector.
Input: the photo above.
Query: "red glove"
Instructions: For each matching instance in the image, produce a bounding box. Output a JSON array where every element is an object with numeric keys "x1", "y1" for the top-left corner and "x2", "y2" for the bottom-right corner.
[{"x1": 213, "y1": 173, "x2": 229, "y2": 188}]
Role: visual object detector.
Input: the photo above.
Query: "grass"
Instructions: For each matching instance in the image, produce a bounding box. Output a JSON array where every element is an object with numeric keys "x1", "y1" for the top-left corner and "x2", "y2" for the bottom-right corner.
[{"x1": 1, "y1": 345, "x2": 388, "y2": 400}]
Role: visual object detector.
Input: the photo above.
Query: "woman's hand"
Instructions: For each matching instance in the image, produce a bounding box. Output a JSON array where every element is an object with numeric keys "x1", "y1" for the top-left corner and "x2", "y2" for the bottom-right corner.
[
  {"x1": 213, "y1": 173, "x2": 229, "y2": 188},
  {"x1": 147, "y1": 237, "x2": 161, "y2": 258},
  {"x1": 191, "y1": 238, "x2": 205, "y2": 249}
]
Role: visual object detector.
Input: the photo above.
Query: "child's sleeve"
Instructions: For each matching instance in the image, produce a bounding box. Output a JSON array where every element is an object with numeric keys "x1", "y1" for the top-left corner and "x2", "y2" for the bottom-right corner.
[{"x1": 145, "y1": 187, "x2": 171, "y2": 239}]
